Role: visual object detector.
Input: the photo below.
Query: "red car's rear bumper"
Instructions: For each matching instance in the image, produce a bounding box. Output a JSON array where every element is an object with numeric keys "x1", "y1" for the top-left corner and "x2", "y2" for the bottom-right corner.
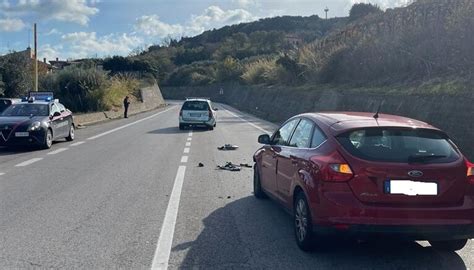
[
  {"x1": 313, "y1": 224, "x2": 474, "y2": 241},
  {"x1": 309, "y1": 184, "x2": 474, "y2": 240}
]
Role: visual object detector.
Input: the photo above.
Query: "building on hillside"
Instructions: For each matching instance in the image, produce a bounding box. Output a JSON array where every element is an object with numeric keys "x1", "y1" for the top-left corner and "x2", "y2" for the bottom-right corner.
[
  {"x1": 49, "y1": 58, "x2": 88, "y2": 70},
  {"x1": 49, "y1": 58, "x2": 72, "y2": 70},
  {"x1": 285, "y1": 34, "x2": 303, "y2": 48}
]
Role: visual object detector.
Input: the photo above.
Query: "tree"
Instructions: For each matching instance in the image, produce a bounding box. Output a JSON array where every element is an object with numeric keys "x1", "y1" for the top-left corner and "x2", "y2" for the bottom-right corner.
[
  {"x1": 349, "y1": 3, "x2": 382, "y2": 21},
  {"x1": 103, "y1": 56, "x2": 131, "y2": 73},
  {"x1": 0, "y1": 53, "x2": 33, "y2": 97}
]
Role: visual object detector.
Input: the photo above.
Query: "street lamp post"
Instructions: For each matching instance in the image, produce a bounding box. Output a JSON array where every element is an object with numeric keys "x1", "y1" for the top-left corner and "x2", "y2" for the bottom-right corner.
[{"x1": 34, "y1": 23, "x2": 38, "y2": 92}]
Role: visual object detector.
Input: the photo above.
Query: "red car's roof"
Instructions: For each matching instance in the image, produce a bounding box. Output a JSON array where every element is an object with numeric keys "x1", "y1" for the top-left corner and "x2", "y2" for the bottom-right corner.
[{"x1": 302, "y1": 112, "x2": 439, "y2": 134}]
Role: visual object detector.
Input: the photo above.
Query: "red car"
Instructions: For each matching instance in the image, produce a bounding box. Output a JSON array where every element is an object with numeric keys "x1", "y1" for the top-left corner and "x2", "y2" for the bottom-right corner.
[{"x1": 253, "y1": 112, "x2": 474, "y2": 251}]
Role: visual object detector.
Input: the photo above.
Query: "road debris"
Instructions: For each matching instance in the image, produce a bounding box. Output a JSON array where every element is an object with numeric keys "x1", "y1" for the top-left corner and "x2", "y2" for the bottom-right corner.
[
  {"x1": 217, "y1": 162, "x2": 241, "y2": 171},
  {"x1": 198, "y1": 163, "x2": 204, "y2": 167},
  {"x1": 240, "y1": 163, "x2": 252, "y2": 168},
  {"x1": 217, "y1": 144, "x2": 239, "y2": 151}
]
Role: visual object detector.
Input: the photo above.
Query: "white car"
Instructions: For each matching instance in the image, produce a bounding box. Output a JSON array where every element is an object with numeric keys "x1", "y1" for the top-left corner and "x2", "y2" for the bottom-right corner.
[{"x1": 179, "y1": 98, "x2": 217, "y2": 130}]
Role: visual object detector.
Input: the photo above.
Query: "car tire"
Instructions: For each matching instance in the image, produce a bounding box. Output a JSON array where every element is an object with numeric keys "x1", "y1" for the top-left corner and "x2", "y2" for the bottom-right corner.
[
  {"x1": 66, "y1": 125, "x2": 75, "y2": 141},
  {"x1": 429, "y1": 239, "x2": 468, "y2": 251},
  {"x1": 294, "y1": 192, "x2": 315, "y2": 252},
  {"x1": 253, "y1": 164, "x2": 267, "y2": 199},
  {"x1": 42, "y1": 129, "x2": 53, "y2": 149},
  {"x1": 179, "y1": 124, "x2": 184, "y2": 130},
  {"x1": 209, "y1": 126, "x2": 214, "y2": 131}
]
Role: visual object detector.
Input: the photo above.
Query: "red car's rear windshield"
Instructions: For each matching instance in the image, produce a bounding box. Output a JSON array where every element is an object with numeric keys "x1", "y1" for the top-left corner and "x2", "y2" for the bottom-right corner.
[
  {"x1": 336, "y1": 128, "x2": 461, "y2": 164},
  {"x1": 182, "y1": 101, "x2": 209, "y2": 111}
]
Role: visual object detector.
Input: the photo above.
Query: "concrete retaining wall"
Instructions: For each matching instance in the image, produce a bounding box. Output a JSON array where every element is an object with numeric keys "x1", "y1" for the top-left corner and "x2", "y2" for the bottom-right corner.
[
  {"x1": 75, "y1": 84, "x2": 165, "y2": 126},
  {"x1": 162, "y1": 83, "x2": 474, "y2": 160}
]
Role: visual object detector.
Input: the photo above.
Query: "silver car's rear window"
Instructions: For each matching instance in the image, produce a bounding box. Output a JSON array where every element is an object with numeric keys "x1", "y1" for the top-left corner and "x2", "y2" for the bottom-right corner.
[
  {"x1": 336, "y1": 128, "x2": 460, "y2": 164},
  {"x1": 182, "y1": 101, "x2": 209, "y2": 111}
]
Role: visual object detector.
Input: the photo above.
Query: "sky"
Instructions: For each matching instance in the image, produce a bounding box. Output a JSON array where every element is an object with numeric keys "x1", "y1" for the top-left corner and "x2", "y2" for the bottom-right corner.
[{"x1": 0, "y1": 0, "x2": 409, "y2": 61}]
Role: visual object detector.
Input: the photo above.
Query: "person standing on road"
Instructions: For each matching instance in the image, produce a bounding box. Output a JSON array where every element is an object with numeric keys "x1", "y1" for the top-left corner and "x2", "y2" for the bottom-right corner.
[{"x1": 123, "y1": 96, "x2": 130, "y2": 118}]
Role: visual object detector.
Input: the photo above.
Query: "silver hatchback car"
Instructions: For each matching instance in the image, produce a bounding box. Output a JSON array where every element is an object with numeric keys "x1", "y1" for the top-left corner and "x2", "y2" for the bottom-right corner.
[{"x1": 179, "y1": 98, "x2": 217, "y2": 130}]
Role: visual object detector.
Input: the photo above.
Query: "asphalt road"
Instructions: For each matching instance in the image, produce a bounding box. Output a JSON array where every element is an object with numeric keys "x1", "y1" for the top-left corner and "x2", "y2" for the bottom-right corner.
[{"x1": 0, "y1": 102, "x2": 473, "y2": 269}]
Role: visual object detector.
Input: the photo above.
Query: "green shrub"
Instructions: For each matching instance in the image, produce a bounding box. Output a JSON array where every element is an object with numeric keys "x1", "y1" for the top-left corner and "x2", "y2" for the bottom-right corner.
[
  {"x1": 165, "y1": 61, "x2": 216, "y2": 86},
  {"x1": 102, "y1": 75, "x2": 140, "y2": 110},
  {"x1": 39, "y1": 66, "x2": 109, "y2": 112},
  {"x1": 241, "y1": 57, "x2": 277, "y2": 84},
  {"x1": 216, "y1": 56, "x2": 242, "y2": 82}
]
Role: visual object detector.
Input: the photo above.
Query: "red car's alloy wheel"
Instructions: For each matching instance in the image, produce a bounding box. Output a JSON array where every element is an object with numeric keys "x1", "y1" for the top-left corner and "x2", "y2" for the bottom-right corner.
[
  {"x1": 295, "y1": 199, "x2": 308, "y2": 242},
  {"x1": 294, "y1": 192, "x2": 314, "y2": 251}
]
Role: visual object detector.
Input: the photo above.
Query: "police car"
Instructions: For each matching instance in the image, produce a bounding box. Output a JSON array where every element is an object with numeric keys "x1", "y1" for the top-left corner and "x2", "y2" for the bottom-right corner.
[
  {"x1": 179, "y1": 98, "x2": 218, "y2": 130},
  {"x1": 0, "y1": 92, "x2": 75, "y2": 149}
]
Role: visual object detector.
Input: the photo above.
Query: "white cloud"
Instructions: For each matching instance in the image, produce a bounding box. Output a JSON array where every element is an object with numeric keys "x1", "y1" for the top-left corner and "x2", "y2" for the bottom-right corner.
[
  {"x1": 232, "y1": 0, "x2": 258, "y2": 8},
  {"x1": 44, "y1": 28, "x2": 61, "y2": 36},
  {"x1": 349, "y1": 0, "x2": 412, "y2": 9},
  {"x1": 135, "y1": 5, "x2": 258, "y2": 38},
  {"x1": 189, "y1": 6, "x2": 256, "y2": 34},
  {"x1": 2, "y1": 0, "x2": 98, "y2": 25},
  {"x1": 0, "y1": 18, "x2": 25, "y2": 32},
  {"x1": 61, "y1": 32, "x2": 143, "y2": 59},
  {"x1": 134, "y1": 15, "x2": 184, "y2": 38},
  {"x1": 38, "y1": 43, "x2": 62, "y2": 61}
]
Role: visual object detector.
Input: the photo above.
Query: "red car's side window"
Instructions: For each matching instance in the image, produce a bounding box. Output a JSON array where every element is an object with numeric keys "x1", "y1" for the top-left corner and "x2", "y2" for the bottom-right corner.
[
  {"x1": 289, "y1": 119, "x2": 314, "y2": 148},
  {"x1": 272, "y1": 119, "x2": 299, "y2": 146}
]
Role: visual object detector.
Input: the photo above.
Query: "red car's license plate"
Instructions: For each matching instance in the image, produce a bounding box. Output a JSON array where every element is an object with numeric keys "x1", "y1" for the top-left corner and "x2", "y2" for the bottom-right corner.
[{"x1": 385, "y1": 180, "x2": 438, "y2": 196}]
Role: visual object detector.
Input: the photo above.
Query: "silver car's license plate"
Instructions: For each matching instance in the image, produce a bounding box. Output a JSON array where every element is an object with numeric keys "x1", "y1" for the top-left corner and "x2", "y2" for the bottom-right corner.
[
  {"x1": 190, "y1": 113, "x2": 201, "y2": 117},
  {"x1": 15, "y1": 132, "x2": 29, "y2": 137}
]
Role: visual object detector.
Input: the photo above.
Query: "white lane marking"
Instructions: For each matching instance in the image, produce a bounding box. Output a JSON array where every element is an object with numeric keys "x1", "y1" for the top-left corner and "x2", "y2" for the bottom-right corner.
[
  {"x1": 151, "y1": 166, "x2": 187, "y2": 270},
  {"x1": 70, "y1": 141, "x2": 85, "y2": 147},
  {"x1": 222, "y1": 107, "x2": 271, "y2": 134},
  {"x1": 15, "y1": 158, "x2": 43, "y2": 167},
  {"x1": 180, "y1": 156, "x2": 188, "y2": 163},
  {"x1": 47, "y1": 148, "x2": 68, "y2": 155},
  {"x1": 0, "y1": 173, "x2": 5, "y2": 176},
  {"x1": 185, "y1": 142, "x2": 191, "y2": 147},
  {"x1": 187, "y1": 137, "x2": 192, "y2": 141},
  {"x1": 88, "y1": 106, "x2": 175, "y2": 140},
  {"x1": 188, "y1": 131, "x2": 193, "y2": 137},
  {"x1": 183, "y1": 148, "x2": 190, "y2": 154}
]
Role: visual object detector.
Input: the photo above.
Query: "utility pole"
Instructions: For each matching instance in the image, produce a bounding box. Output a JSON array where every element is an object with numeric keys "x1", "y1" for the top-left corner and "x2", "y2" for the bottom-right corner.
[
  {"x1": 324, "y1": 7, "x2": 329, "y2": 20},
  {"x1": 34, "y1": 23, "x2": 38, "y2": 92}
]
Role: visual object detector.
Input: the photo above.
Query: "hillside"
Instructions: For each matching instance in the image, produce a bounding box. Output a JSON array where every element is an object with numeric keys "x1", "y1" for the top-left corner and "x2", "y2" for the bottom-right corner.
[
  {"x1": 296, "y1": 0, "x2": 474, "y2": 85},
  {"x1": 180, "y1": 15, "x2": 347, "y2": 45},
  {"x1": 102, "y1": 0, "x2": 474, "y2": 90},
  {"x1": 102, "y1": 15, "x2": 347, "y2": 86}
]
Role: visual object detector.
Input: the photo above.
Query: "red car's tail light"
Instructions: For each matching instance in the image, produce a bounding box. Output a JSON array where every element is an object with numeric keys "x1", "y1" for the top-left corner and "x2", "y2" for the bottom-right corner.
[
  {"x1": 330, "y1": 164, "x2": 353, "y2": 174},
  {"x1": 467, "y1": 161, "x2": 474, "y2": 184},
  {"x1": 327, "y1": 163, "x2": 354, "y2": 182},
  {"x1": 311, "y1": 151, "x2": 354, "y2": 182}
]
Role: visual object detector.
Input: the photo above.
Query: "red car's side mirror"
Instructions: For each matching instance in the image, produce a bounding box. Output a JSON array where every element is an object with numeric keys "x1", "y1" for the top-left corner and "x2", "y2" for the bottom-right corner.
[{"x1": 258, "y1": 134, "x2": 271, "y2": 144}]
